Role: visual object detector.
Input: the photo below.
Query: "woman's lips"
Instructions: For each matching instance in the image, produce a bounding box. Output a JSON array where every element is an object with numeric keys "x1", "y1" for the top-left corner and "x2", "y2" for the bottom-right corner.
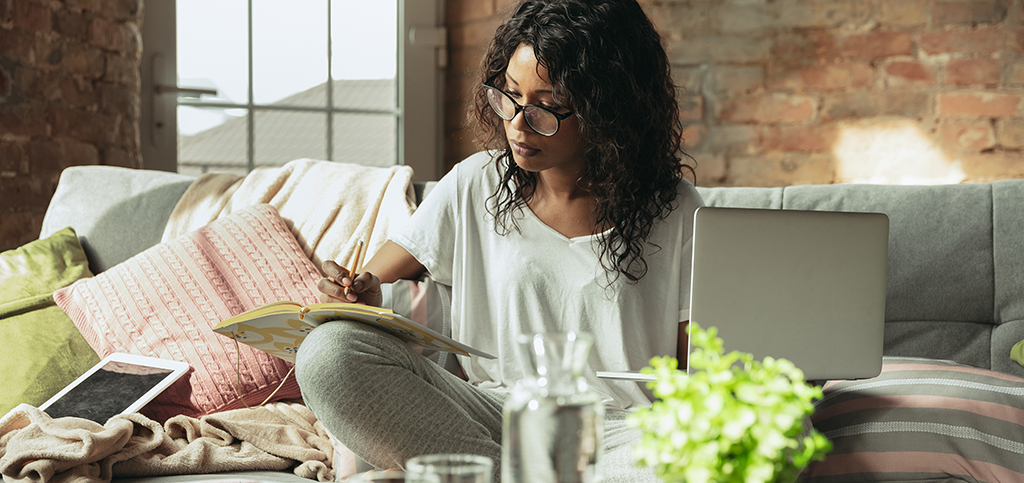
[{"x1": 511, "y1": 140, "x2": 540, "y2": 157}]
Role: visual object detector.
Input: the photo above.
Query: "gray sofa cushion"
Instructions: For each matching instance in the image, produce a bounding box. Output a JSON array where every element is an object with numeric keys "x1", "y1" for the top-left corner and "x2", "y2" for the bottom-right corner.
[
  {"x1": 696, "y1": 180, "x2": 1024, "y2": 377},
  {"x1": 40, "y1": 166, "x2": 195, "y2": 274}
]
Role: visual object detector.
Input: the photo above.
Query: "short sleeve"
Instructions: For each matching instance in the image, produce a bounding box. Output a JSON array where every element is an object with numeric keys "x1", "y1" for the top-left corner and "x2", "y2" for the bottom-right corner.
[{"x1": 390, "y1": 163, "x2": 461, "y2": 286}]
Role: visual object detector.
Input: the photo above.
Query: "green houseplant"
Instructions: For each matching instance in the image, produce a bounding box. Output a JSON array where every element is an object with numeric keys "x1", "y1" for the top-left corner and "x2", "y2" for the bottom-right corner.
[{"x1": 628, "y1": 323, "x2": 832, "y2": 483}]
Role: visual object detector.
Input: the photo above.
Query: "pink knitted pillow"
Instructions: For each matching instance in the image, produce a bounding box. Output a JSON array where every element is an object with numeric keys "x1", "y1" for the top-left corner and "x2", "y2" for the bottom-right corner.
[{"x1": 54, "y1": 204, "x2": 322, "y2": 422}]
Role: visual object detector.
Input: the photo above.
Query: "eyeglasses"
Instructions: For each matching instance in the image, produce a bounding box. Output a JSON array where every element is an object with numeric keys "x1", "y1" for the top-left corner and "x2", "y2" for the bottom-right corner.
[{"x1": 483, "y1": 84, "x2": 574, "y2": 137}]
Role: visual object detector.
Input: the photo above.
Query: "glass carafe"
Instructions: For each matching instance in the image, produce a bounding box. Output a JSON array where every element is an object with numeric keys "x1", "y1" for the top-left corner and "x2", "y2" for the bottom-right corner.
[{"x1": 502, "y1": 332, "x2": 604, "y2": 483}]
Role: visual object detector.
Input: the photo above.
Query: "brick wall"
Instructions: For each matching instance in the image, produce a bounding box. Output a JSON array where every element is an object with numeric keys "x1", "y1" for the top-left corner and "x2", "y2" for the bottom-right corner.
[
  {"x1": 0, "y1": 0, "x2": 143, "y2": 251},
  {"x1": 444, "y1": 0, "x2": 1024, "y2": 187}
]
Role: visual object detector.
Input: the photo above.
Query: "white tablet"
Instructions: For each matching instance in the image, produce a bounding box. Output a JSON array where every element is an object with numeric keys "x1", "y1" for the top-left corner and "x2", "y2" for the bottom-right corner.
[{"x1": 39, "y1": 353, "x2": 189, "y2": 424}]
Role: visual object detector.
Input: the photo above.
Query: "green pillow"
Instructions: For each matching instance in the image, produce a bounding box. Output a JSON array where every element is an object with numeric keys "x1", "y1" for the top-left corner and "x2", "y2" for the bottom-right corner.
[
  {"x1": 1012, "y1": 339, "x2": 1024, "y2": 368},
  {"x1": 0, "y1": 227, "x2": 100, "y2": 416}
]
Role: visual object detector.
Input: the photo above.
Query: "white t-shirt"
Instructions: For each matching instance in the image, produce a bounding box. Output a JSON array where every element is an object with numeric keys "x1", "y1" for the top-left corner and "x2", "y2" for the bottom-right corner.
[{"x1": 391, "y1": 151, "x2": 703, "y2": 410}]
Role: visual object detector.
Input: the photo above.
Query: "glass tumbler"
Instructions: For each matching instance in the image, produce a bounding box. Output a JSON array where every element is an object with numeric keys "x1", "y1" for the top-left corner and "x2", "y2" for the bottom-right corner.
[{"x1": 405, "y1": 453, "x2": 493, "y2": 483}]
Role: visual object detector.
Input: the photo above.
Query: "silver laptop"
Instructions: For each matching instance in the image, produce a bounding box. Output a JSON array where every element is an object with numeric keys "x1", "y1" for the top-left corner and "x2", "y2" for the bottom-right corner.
[{"x1": 688, "y1": 206, "x2": 888, "y2": 381}]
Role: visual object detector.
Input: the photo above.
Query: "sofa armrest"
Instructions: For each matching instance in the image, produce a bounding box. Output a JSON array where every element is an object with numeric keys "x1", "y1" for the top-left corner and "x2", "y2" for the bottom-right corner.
[{"x1": 40, "y1": 166, "x2": 195, "y2": 274}]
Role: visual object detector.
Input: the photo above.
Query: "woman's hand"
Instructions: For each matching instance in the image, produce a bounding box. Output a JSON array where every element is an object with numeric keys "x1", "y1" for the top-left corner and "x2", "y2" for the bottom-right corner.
[{"x1": 318, "y1": 260, "x2": 383, "y2": 307}]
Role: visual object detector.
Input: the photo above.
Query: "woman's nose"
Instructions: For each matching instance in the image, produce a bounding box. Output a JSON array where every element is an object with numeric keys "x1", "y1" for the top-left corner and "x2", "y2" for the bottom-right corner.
[{"x1": 509, "y1": 108, "x2": 530, "y2": 132}]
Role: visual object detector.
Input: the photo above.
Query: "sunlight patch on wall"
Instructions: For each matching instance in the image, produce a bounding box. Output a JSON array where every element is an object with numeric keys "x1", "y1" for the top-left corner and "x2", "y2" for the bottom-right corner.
[{"x1": 833, "y1": 119, "x2": 966, "y2": 185}]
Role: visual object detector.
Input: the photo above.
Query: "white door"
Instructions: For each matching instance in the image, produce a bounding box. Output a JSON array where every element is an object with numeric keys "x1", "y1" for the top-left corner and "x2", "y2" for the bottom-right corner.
[{"x1": 140, "y1": 0, "x2": 444, "y2": 181}]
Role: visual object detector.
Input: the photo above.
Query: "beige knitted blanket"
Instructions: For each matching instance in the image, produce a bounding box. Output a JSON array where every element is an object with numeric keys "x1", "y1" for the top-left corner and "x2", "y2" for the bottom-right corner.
[
  {"x1": 0, "y1": 403, "x2": 341, "y2": 483},
  {"x1": 162, "y1": 159, "x2": 416, "y2": 272}
]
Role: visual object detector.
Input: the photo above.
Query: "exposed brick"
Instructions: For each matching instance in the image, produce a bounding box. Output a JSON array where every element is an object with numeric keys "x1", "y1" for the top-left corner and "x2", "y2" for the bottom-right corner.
[
  {"x1": 61, "y1": 75, "x2": 94, "y2": 108},
  {"x1": 64, "y1": 42, "x2": 104, "y2": 79},
  {"x1": 102, "y1": 146, "x2": 135, "y2": 167},
  {"x1": 96, "y1": 81, "x2": 133, "y2": 114},
  {"x1": 945, "y1": 58, "x2": 1000, "y2": 86},
  {"x1": 88, "y1": 17, "x2": 127, "y2": 53},
  {"x1": 94, "y1": 0, "x2": 141, "y2": 22},
  {"x1": 719, "y1": 93, "x2": 817, "y2": 124},
  {"x1": 681, "y1": 123, "x2": 707, "y2": 148},
  {"x1": 26, "y1": 139, "x2": 62, "y2": 176},
  {"x1": 0, "y1": 211, "x2": 36, "y2": 251},
  {"x1": 823, "y1": 91, "x2": 930, "y2": 120},
  {"x1": 1010, "y1": 63, "x2": 1024, "y2": 85},
  {"x1": 960, "y1": 151, "x2": 1024, "y2": 182},
  {"x1": 666, "y1": 35, "x2": 771, "y2": 65},
  {"x1": 103, "y1": 52, "x2": 138, "y2": 86},
  {"x1": 449, "y1": 17, "x2": 501, "y2": 49},
  {"x1": 54, "y1": 9, "x2": 88, "y2": 41},
  {"x1": 938, "y1": 119, "x2": 997, "y2": 151},
  {"x1": 996, "y1": 119, "x2": 1024, "y2": 147},
  {"x1": 728, "y1": 152, "x2": 835, "y2": 186},
  {"x1": 779, "y1": 0, "x2": 877, "y2": 29},
  {"x1": 0, "y1": 62, "x2": 9, "y2": 98},
  {"x1": 938, "y1": 91, "x2": 1020, "y2": 117},
  {"x1": 704, "y1": 123, "x2": 760, "y2": 156},
  {"x1": 21, "y1": 68, "x2": 62, "y2": 102},
  {"x1": 448, "y1": 47, "x2": 485, "y2": 76},
  {"x1": 680, "y1": 95, "x2": 704, "y2": 121},
  {"x1": 718, "y1": 3, "x2": 774, "y2": 34},
  {"x1": 119, "y1": 115, "x2": 139, "y2": 154},
  {"x1": 880, "y1": 0, "x2": 929, "y2": 27},
  {"x1": 0, "y1": 141, "x2": 24, "y2": 175},
  {"x1": 0, "y1": 0, "x2": 11, "y2": 27},
  {"x1": 61, "y1": 139, "x2": 100, "y2": 167},
  {"x1": 0, "y1": 28, "x2": 36, "y2": 65},
  {"x1": 13, "y1": 0, "x2": 51, "y2": 32},
  {"x1": 769, "y1": 63, "x2": 873, "y2": 92},
  {"x1": 445, "y1": 0, "x2": 494, "y2": 25},
  {"x1": 691, "y1": 153, "x2": 726, "y2": 183},
  {"x1": 771, "y1": 31, "x2": 823, "y2": 66},
  {"x1": 883, "y1": 60, "x2": 936, "y2": 87},
  {"x1": 644, "y1": 2, "x2": 712, "y2": 40},
  {"x1": 0, "y1": 103, "x2": 48, "y2": 136},
  {"x1": 933, "y1": 0, "x2": 1008, "y2": 26},
  {"x1": 50, "y1": 107, "x2": 118, "y2": 144},
  {"x1": 832, "y1": 31, "x2": 914, "y2": 60},
  {"x1": 762, "y1": 124, "x2": 838, "y2": 152},
  {"x1": 712, "y1": 65, "x2": 764, "y2": 96},
  {"x1": 920, "y1": 28, "x2": 1005, "y2": 55},
  {"x1": 673, "y1": 66, "x2": 705, "y2": 95}
]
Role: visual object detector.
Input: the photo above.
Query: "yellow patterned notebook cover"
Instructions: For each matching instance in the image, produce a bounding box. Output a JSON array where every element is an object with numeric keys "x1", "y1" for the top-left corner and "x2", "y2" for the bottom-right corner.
[{"x1": 212, "y1": 301, "x2": 494, "y2": 363}]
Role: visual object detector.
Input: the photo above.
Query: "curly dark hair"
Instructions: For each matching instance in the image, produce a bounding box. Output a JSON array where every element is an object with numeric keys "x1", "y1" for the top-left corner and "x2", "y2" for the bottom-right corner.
[{"x1": 472, "y1": 0, "x2": 694, "y2": 284}]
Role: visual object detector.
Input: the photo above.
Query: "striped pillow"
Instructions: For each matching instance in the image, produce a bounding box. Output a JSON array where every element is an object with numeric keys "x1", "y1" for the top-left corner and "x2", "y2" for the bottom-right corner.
[{"x1": 801, "y1": 356, "x2": 1024, "y2": 482}]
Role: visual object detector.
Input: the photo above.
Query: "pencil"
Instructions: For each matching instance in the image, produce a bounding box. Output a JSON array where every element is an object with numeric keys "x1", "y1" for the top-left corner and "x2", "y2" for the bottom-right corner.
[{"x1": 343, "y1": 240, "x2": 364, "y2": 297}]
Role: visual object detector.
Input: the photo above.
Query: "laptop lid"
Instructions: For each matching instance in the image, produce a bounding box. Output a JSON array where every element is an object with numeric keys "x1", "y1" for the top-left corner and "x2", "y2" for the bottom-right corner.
[{"x1": 688, "y1": 206, "x2": 888, "y2": 381}]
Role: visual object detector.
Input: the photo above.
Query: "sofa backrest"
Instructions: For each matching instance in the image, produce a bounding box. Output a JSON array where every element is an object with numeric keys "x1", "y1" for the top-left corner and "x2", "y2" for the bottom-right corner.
[
  {"x1": 696, "y1": 181, "x2": 1024, "y2": 377},
  {"x1": 40, "y1": 166, "x2": 195, "y2": 274}
]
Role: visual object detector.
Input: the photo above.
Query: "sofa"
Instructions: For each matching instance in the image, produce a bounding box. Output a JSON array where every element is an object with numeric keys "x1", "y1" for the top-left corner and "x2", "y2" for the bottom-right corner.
[{"x1": 2, "y1": 157, "x2": 1024, "y2": 483}]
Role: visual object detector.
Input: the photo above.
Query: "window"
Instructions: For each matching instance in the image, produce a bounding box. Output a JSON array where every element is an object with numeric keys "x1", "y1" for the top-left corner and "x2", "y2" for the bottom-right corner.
[{"x1": 141, "y1": 0, "x2": 444, "y2": 181}]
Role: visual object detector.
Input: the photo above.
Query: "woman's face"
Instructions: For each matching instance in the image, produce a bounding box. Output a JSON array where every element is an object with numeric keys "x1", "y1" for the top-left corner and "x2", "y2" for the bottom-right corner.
[{"x1": 502, "y1": 44, "x2": 585, "y2": 177}]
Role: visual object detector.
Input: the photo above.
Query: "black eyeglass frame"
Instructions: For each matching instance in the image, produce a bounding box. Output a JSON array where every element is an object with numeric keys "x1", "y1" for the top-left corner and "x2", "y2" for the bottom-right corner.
[{"x1": 483, "y1": 84, "x2": 574, "y2": 137}]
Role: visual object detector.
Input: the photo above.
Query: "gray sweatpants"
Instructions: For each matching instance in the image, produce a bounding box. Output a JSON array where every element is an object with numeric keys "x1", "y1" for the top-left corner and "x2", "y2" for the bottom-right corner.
[{"x1": 294, "y1": 321, "x2": 658, "y2": 483}]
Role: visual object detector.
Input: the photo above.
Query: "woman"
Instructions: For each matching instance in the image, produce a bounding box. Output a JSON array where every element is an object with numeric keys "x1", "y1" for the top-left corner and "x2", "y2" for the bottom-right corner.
[{"x1": 295, "y1": 0, "x2": 703, "y2": 481}]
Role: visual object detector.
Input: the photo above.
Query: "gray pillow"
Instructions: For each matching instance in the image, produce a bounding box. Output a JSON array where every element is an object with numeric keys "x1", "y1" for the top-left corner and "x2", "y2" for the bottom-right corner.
[{"x1": 40, "y1": 166, "x2": 194, "y2": 273}]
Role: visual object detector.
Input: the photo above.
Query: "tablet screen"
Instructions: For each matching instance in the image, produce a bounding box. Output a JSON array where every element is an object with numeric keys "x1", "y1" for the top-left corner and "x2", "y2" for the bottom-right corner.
[{"x1": 41, "y1": 355, "x2": 188, "y2": 424}]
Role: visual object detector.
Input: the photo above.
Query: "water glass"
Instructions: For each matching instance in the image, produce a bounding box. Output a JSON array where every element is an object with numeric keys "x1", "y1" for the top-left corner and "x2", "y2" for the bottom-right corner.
[
  {"x1": 405, "y1": 454, "x2": 493, "y2": 483},
  {"x1": 346, "y1": 470, "x2": 406, "y2": 482}
]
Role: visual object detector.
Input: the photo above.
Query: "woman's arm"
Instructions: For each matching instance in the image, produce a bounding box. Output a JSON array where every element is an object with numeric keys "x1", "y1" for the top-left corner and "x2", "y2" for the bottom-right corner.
[{"x1": 317, "y1": 240, "x2": 426, "y2": 306}]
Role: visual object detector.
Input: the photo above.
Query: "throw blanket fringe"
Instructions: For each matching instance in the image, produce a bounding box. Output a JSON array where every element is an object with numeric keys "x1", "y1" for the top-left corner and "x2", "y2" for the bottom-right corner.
[
  {"x1": 161, "y1": 159, "x2": 416, "y2": 271},
  {"x1": 0, "y1": 403, "x2": 342, "y2": 483}
]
